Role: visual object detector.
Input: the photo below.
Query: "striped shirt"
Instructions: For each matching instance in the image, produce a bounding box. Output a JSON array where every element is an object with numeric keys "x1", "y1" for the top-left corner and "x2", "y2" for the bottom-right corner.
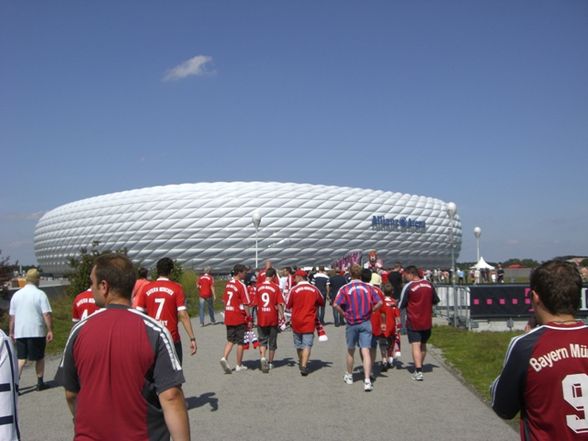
[{"x1": 334, "y1": 280, "x2": 381, "y2": 325}]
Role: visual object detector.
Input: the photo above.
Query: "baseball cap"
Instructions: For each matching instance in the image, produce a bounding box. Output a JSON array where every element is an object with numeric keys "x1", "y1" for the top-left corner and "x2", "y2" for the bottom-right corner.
[{"x1": 294, "y1": 269, "x2": 307, "y2": 278}]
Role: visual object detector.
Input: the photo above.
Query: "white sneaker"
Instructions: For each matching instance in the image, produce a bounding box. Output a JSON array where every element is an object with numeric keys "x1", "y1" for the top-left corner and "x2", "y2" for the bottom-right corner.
[
  {"x1": 235, "y1": 364, "x2": 248, "y2": 372},
  {"x1": 364, "y1": 380, "x2": 374, "y2": 392},
  {"x1": 412, "y1": 371, "x2": 424, "y2": 381},
  {"x1": 268, "y1": 363, "x2": 274, "y2": 370},
  {"x1": 343, "y1": 373, "x2": 353, "y2": 385},
  {"x1": 220, "y1": 358, "x2": 232, "y2": 374},
  {"x1": 260, "y1": 357, "x2": 269, "y2": 373}
]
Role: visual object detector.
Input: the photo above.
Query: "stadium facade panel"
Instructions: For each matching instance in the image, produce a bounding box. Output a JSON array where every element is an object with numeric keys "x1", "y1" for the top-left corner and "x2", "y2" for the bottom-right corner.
[{"x1": 34, "y1": 182, "x2": 462, "y2": 274}]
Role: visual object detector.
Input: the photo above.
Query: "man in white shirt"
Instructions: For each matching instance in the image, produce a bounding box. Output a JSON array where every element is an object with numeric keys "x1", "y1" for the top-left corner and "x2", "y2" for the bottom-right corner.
[{"x1": 9, "y1": 269, "x2": 53, "y2": 391}]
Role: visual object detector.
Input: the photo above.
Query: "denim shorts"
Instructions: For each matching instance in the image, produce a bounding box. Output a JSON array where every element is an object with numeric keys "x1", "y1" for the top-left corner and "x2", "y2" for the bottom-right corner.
[
  {"x1": 293, "y1": 332, "x2": 314, "y2": 349},
  {"x1": 345, "y1": 320, "x2": 373, "y2": 349}
]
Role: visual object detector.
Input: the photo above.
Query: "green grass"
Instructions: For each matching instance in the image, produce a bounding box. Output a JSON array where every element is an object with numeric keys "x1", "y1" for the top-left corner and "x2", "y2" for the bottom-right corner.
[{"x1": 429, "y1": 326, "x2": 518, "y2": 401}]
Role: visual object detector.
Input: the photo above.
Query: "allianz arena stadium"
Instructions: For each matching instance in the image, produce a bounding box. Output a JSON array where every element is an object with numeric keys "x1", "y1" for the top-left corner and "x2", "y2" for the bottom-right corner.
[{"x1": 34, "y1": 182, "x2": 462, "y2": 274}]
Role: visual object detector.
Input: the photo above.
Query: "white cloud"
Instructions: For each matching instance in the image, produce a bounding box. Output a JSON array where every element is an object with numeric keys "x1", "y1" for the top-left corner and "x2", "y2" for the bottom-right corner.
[{"x1": 162, "y1": 55, "x2": 214, "y2": 82}]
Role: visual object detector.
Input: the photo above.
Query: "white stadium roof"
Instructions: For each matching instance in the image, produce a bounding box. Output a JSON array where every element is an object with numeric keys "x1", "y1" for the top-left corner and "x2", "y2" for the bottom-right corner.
[{"x1": 34, "y1": 182, "x2": 462, "y2": 274}]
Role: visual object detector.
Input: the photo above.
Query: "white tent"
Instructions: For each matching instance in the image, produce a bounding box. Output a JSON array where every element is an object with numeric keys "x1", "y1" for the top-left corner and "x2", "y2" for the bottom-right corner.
[{"x1": 470, "y1": 256, "x2": 495, "y2": 270}]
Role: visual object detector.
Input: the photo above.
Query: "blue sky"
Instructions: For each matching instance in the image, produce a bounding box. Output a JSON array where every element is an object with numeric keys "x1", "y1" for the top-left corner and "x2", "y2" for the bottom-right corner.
[{"x1": 1, "y1": 0, "x2": 587, "y2": 265}]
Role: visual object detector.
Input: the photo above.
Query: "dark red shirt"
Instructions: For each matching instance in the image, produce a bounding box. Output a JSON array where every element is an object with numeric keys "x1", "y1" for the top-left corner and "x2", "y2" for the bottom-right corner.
[
  {"x1": 492, "y1": 322, "x2": 588, "y2": 440},
  {"x1": 55, "y1": 305, "x2": 184, "y2": 441},
  {"x1": 399, "y1": 279, "x2": 438, "y2": 331}
]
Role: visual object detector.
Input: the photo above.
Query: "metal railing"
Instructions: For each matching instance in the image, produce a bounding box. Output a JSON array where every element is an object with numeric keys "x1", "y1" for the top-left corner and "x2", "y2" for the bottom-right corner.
[{"x1": 435, "y1": 285, "x2": 470, "y2": 328}]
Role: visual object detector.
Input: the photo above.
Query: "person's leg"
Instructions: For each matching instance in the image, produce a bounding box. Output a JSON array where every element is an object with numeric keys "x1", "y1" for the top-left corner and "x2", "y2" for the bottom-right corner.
[
  {"x1": 360, "y1": 347, "x2": 372, "y2": 381},
  {"x1": 346, "y1": 348, "x2": 355, "y2": 374},
  {"x1": 199, "y1": 297, "x2": 205, "y2": 325},
  {"x1": 301, "y1": 347, "x2": 311, "y2": 368},
  {"x1": 236, "y1": 344, "x2": 244, "y2": 366},
  {"x1": 207, "y1": 297, "x2": 216, "y2": 323},
  {"x1": 411, "y1": 342, "x2": 422, "y2": 369},
  {"x1": 420, "y1": 342, "x2": 427, "y2": 366},
  {"x1": 35, "y1": 358, "x2": 45, "y2": 380},
  {"x1": 296, "y1": 348, "x2": 303, "y2": 365},
  {"x1": 223, "y1": 341, "x2": 234, "y2": 359},
  {"x1": 18, "y1": 360, "x2": 26, "y2": 378}
]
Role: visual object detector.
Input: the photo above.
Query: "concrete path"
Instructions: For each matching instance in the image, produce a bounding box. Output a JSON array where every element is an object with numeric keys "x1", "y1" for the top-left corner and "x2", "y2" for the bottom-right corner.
[{"x1": 17, "y1": 320, "x2": 518, "y2": 441}]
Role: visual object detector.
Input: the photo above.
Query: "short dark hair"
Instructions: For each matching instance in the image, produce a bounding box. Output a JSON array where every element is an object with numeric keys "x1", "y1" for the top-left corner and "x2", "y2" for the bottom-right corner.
[
  {"x1": 530, "y1": 260, "x2": 582, "y2": 315},
  {"x1": 404, "y1": 265, "x2": 419, "y2": 277},
  {"x1": 383, "y1": 283, "x2": 394, "y2": 297},
  {"x1": 361, "y1": 268, "x2": 372, "y2": 283},
  {"x1": 233, "y1": 264, "x2": 247, "y2": 275},
  {"x1": 266, "y1": 267, "x2": 277, "y2": 278},
  {"x1": 94, "y1": 254, "x2": 136, "y2": 299},
  {"x1": 156, "y1": 257, "x2": 174, "y2": 277},
  {"x1": 138, "y1": 267, "x2": 149, "y2": 278}
]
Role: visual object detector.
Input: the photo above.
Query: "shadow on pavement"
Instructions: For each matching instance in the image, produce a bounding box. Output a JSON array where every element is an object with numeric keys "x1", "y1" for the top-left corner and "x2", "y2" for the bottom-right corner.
[{"x1": 186, "y1": 392, "x2": 218, "y2": 412}]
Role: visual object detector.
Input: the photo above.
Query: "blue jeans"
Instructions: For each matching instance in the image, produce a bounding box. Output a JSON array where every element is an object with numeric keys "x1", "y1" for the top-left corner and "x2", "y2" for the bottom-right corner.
[
  {"x1": 331, "y1": 303, "x2": 345, "y2": 326},
  {"x1": 199, "y1": 297, "x2": 216, "y2": 325}
]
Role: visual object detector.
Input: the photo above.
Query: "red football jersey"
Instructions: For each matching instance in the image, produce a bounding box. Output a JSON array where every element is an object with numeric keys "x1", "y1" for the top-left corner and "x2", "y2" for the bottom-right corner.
[
  {"x1": 72, "y1": 289, "x2": 99, "y2": 322},
  {"x1": 223, "y1": 279, "x2": 250, "y2": 326},
  {"x1": 372, "y1": 296, "x2": 399, "y2": 337},
  {"x1": 247, "y1": 284, "x2": 257, "y2": 307},
  {"x1": 286, "y1": 281, "x2": 324, "y2": 334},
  {"x1": 135, "y1": 278, "x2": 186, "y2": 342},
  {"x1": 197, "y1": 274, "x2": 214, "y2": 298},
  {"x1": 255, "y1": 281, "x2": 284, "y2": 327}
]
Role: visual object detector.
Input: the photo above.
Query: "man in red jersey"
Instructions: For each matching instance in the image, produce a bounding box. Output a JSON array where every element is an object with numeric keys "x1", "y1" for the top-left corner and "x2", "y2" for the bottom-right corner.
[
  {"x1": 71, "y1": 287, "x2": 99, "y2": 322},
  {"x1": 56, "y1": 254, "x2": 190, "y2": 441},
  {"x1": 220, "y1": 264, "x2": 251, "y2": 374},
  {"x1": 256, "y1": 260, "x2": 279, "y2": 287},
  {"x1": 492, "y1": 260, "x2": 588, "y2": 441},
  {"x1": 135, "y1": 258, "x2": 197, "y2": 365},
  {"x1": 255, "y1": 268, "x2": 285, "y2": 373},
  {"x1": 197, "y1": 267, "x2": 216, "y2": 326},
  {"x1": 399, "y1": 265, "x2": 439, "y2": 381},
  {"x1": 286, "y1": 269, "x2": 324, "y2": 376}
]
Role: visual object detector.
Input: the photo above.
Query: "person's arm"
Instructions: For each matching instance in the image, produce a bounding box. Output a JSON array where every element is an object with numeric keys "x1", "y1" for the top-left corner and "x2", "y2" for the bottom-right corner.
[
  {"x1": 211, "y1": 282, "x2": 216, "y2": 301},
  {"x1": 491, "y1": 335, "x2": 534, "y2": 419},
  {"x1": 178, "y1": 310, "x2": 197, "y2": 356},
  {"x1": 65, "y1": 390, "x2": 78, "y2": 417},
  {"x1": 8, "y1": 315, "x2": 15, "y2": 341},
  {"x1": 43, "y1": 312, "x2": 54, "y2": 343},
  {"x1": 372, "y1": 300, "x2": 383, "y2": 313},
  {"x1": 159, "y1": 386, "x2": 191, "y2": 441}
]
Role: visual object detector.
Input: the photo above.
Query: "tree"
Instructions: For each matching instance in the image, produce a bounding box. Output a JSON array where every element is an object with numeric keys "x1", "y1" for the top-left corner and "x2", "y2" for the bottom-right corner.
[
  {"x1": 67, "y1": 241, "x2": 128, "y2": 296},
  {"x1": 0, "y1": 250, "x2": 18, "y2": 286}
]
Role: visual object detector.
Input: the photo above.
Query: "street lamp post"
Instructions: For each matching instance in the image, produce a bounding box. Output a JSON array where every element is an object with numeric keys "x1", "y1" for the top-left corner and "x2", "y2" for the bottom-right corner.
[
  {"x1": 252, "y1": 210, "x2": 261, "y2": 269},
  {"x1": 446, "y1": 202, "x2": 458, "y2": 327},
  {"x1": 473, "y1": 226, "x2": 481, "y2": 263}
]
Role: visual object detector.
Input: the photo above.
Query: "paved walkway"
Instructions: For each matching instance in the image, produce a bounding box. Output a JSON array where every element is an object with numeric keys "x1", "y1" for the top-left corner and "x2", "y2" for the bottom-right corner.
[{"x1": 18, "y1": 320, "x2": 518, "y2": 441}]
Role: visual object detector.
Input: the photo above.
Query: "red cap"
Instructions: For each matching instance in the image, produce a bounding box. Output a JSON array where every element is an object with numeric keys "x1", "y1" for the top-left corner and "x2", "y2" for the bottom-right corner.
[{"x1": 294, "y1": 269, "x2": 307, "y2": 278}]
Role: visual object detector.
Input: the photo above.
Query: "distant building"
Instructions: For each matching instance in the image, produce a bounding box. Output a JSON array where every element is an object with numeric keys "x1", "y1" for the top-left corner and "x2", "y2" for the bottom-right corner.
[{"x1": 34, "y1": 182, "x2": 462, "y2": 274}]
